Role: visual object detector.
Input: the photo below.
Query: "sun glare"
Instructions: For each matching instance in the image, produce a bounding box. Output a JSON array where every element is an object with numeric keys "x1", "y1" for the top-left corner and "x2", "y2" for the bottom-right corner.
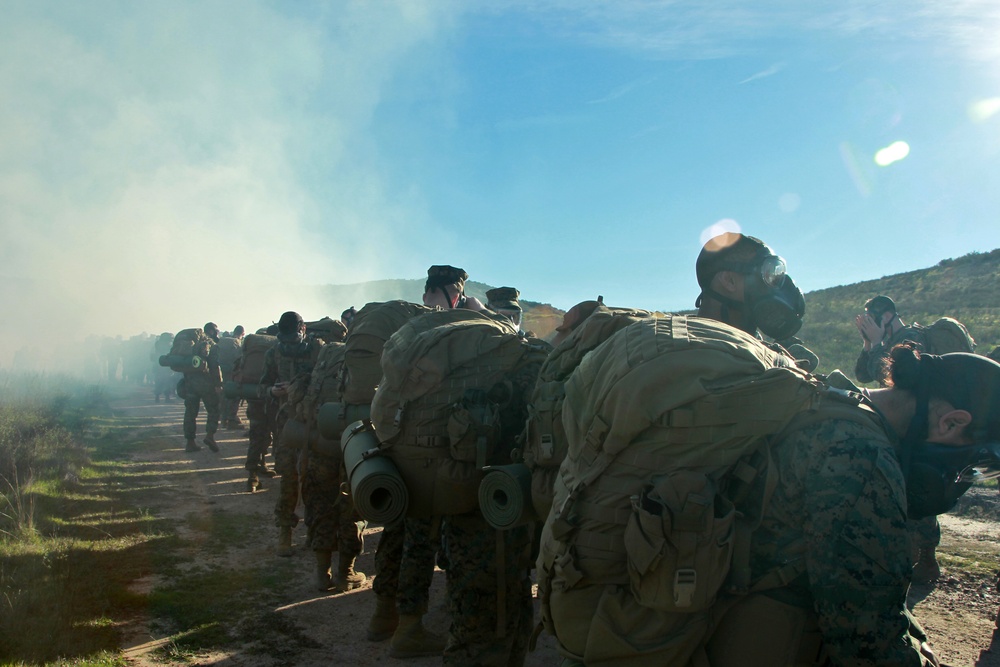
[
  {"x1": 874, "y1": 141, "x2": 910, "y2": 167},
  {"x1": 969, "y1": 98, "x2": 1000, "y2": 122}
]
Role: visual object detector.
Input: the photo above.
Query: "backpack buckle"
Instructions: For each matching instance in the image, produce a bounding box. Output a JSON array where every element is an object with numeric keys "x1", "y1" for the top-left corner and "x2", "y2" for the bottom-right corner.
[
  {"x1": 540, "y1": 434, "x2": 554, "y2": 460},
  {"x1": 673, "y1": 569, "x2": 697, "y2": 607}
]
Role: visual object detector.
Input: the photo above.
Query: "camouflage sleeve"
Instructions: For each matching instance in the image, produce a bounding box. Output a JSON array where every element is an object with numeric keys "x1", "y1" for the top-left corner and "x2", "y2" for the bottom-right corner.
[
  {"x1": 259, "y1": 348, "x2": 278, "y2": 390},
  {"x1": 782, "y1": 420, "x2": 925, "y2": 666},
  {"x1": 853, "y1": 347, "x2": 884, "y2": 384},
  {"x1": 207, "y1": 344, "x2": 223, "y2": 387}
]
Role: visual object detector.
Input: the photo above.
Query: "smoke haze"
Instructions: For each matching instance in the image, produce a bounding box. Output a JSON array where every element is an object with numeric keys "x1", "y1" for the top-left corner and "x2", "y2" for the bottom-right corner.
[{"x1": 0, "y1": 1, "x2": 453, "y2": 371}]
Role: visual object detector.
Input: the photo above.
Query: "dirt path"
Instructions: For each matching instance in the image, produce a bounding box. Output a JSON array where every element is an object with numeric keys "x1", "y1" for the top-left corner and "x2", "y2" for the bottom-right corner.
[
  {"x1": 105, "y1": 385, "x2": 1000, "y2": 667},
  {"x1": 109, "y1": 386, "x2": 560, "y2": 666}
]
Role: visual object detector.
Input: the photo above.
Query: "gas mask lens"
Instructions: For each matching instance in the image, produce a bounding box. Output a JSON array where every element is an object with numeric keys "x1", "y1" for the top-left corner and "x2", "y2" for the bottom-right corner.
[
  {"x1": 760, "y1": 255, "x2": 787, "y2": 288},
  {"x1": 957, "y1": 443, "x2": 1000, "y2": 482}
]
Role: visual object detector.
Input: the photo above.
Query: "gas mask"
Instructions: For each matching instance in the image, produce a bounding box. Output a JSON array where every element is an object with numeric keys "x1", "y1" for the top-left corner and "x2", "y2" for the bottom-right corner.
[
  {"x1": 698, "y1": 254, "x2": 805, "y2": 340},
  {"x1": 900, "y1": 390, "x2": 1000, "y2": 518},
  {"x1": 276, "y1": 330, "x2": 309, "y2": 357},
  {"x1": 904, "y1": 441, "x2": 1000, "y2": 519}
]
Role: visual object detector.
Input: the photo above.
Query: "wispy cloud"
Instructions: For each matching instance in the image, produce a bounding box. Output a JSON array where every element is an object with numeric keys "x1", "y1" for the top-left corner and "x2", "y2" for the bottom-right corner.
[
  {"x1": 587, "y1": 76, "x2": 657, "y2": 104},
  {"x1": 739, "y1": 62, "x2": 785, "y2": 84}
]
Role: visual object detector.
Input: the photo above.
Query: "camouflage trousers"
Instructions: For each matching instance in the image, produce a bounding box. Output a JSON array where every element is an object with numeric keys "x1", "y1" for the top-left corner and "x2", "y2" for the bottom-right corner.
[
  {"x1": 302, "y1": 450, "x2": 362, "y2": 557},
  {"x1": 441, "y1": 513, "x2": 533, "y2": 667},
  {"x1": 182, "y1": 376, "x2": 220, "y2": 440},
  {"x1": 372, "y1": 516, "x2": 440, "y2": 615},
  {"x1": 273, "y1": 412, "x2": 304, "y2": 528},
  {"x1": 244, "y1": 399, "x2": 275, "y2": 471}
]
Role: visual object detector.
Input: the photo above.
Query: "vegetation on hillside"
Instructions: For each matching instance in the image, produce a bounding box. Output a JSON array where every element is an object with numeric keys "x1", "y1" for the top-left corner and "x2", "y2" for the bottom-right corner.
[{"x1": 797, "y1": 249, "x2": 1000, "y2": 379}]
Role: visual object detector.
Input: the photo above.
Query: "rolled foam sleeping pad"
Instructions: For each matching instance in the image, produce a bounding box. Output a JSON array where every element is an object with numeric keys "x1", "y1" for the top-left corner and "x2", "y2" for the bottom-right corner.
[
  {"x1": 317, "y1": 401, "x2": 371, "y2": 441},
  {"x1": 341, "y1": 420, "x2": 408, "y2": 525},
  {"x1": 479, "y1": 463, "x2": 537, "y2": 530},
  {"x1": 159, "y1": 354, "x2": 202, "y2": 369}
]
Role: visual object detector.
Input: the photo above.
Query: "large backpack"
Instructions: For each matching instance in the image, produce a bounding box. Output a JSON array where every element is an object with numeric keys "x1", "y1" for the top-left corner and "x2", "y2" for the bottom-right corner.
[
  {"x1": 305, "y1": 317, "x2": 348, "y2": 344},
  {"x1": 524, "y1": 304, "x2": 652, "y2": 520},
  {"x1": 536, "y1": 314, "x2": 847, "y2": 665},
  {"x1": 921, "y1": 317, "x2": 976, "y2": 354},
  {"x1": 341, "y1": 301, "x2": 434, "y2": 405},
  {"x1": 280, "y1": 342, "x2": 348, "y2": 454},
  {"x1": 215, "y1": 335, "x2": 243, "y2": 378},
  {"x1": 225, "y1": 333, "x2": 276, "y2": 399},
  {"x1": 370, "y1": 308, "x2": 549, "y2": 518},
  {"x1": 162, "y1": 328, "x2": 213, "y2": 374}
]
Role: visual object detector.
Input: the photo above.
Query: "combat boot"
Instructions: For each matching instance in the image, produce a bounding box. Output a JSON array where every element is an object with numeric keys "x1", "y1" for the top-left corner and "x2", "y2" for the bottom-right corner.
[
  {"x1": 246, "y1": 473, "x2": 260, "y2": 493},
  {"x1": 389, "y1": 614, "x2": 446, "y2": 658},
  {"x1": 334, "y1": 555, "x2": 366, "y2": 593},
  {"x1": 203, "y1": 434, "x2": 220, "y2": 453},
  {"x1": 185, "y1": 438, "x2": 201, "y2": 452},
  {"x1": 258, "y1": 465, "x2": 277, "y2": 478},
  {"x1": 912, "y1": 546, "x2": 941, "y2": 584},
  {"x1": 277, "y1": 526, "x2": 293, "y2": 557},
  {"x1": 315, "y1": 550, "x2": 334, "y2": 591},
  {"x1": 367, "y1": 594, "x2": 399, "y2": 642}
]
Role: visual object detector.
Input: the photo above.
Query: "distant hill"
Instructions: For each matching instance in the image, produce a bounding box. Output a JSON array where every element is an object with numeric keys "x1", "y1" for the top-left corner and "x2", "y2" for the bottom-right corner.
[
  {"x1": 797, "y1": 249, "x2": 1000, "y2": 379},
  {"x1": 311, "y1": 249, "x2": 1000, "y2": 380}
]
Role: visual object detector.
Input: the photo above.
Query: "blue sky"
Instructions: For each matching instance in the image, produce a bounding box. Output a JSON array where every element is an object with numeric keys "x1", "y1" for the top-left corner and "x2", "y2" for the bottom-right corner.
[{"x1": 1, "y1": 1, "x2": 999, "y2": 363}]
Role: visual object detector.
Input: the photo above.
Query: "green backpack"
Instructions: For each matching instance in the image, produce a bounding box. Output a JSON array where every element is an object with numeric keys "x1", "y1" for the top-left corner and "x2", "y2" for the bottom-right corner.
[
  {"x1": 921, "y1": 316, "x2": 976, "y2": 354},
  {"x1": 286, "y1": 342, "x2": 348, "y2": 457},
  {"x1": 524, "y1": 304, "x2": 652, "y2": 521},
  {"x1": 225, "y1": 334, "x2": 276, "y2": 399},
  {"x1": 536, "y1": 314, "x2": 840, "y2": 666},
  {"x1": 370, "y1": 308, "x2": 549, "y2": 518},
  {"x1": 340, "y1": 301, "x2": 433, "y2": 405},
  {"x1": 162, "y1": 328, "x2": 213, "y2": 375}
]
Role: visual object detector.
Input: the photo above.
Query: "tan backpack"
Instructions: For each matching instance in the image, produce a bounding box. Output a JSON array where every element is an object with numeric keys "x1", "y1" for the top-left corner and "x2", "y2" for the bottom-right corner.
[
  {"x1": 536, "y1": 314, "x2": 840, "y2": 666},
  {"x1": 921, "y1": 316, "x2": 976, "y2": 354},
  {"x1": 161, "y1": 328, "x2": 213, "y2": 375},
  {"x1": 524, "y1": 304, "x2": 652, "y2": 520},
  {"x1": 305, "y1": 317, "x2": 349, "y2": 344},
  {"x1": 370, "y1": 308, "x2": 549, "y2": 518},
  {"x1": 316, "y1": 301, "x2": 433, "y2": 443},
  {"x1": 284, "y1": 342, "x2": 349, "y2": 456},
  {"x1": 341, "y1": 301, "x2": 433, "y2": 405},
  {"x1": 224, "y1": 333, "x2": 276, "y2": 399}
]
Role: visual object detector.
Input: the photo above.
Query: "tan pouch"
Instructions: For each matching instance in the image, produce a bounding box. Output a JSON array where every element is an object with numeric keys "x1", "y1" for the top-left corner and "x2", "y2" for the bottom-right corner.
[{"x1": 624, "y1": 471, "x2": 735, "y2": 613}]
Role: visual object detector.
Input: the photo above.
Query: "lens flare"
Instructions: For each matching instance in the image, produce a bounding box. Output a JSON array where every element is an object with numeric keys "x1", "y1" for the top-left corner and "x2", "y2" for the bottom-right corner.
[
  {"x1": 700, "y1": 219, "x2": 742, "y2": 246},
  {"x1": 969, "y1": 98, "x2": 1000, "y2": 122},
  {"x1": 874, "y1": 141, "x2": 910, "y2": 167}
]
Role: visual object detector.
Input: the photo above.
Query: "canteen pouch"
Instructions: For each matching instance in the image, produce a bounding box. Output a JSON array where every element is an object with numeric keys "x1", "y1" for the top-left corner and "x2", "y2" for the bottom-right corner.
[
  {"x1": 446, "y1": 389, "x2": 500, "y2": 467},
  {"x1": 624, "y1": 471, "x2": 736, "y2": 613}
]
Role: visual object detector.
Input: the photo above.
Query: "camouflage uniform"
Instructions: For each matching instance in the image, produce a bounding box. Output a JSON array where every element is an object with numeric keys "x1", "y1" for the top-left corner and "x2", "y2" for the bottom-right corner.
[
  {"x1": 373, "y1": 517, "x2": 441, "y2": 615},
  {"x1": 710, "y1": 407, "x2": 927, "y2": 665},
  {"x1": 182, "y1": 343, "x2": 222, "y2": 441},
  {"x1": 854, "y1": 325, "x2": 930, "y2": 384},
  {"x1": 302, "y1": 447, "x2": 363, "y2": 559},
  {"x1": 854, "y1": 321, "x2": 972, "y2": 578},
  {"x1": 260, "y1": 339, "x2": 323, "y2": 528},
  {"x1": 439, "y1": 350, "x2": 541, "y2": 666},
  {"x1": 244, "y1": 397, "x2": 277, "y2": 476},
  {"x1": 441, "y1": 513, "x2": 533, "y2": 667}
]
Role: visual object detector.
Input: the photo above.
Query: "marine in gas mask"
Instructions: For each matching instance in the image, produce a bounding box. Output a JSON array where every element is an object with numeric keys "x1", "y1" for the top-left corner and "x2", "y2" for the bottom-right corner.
[
  {"x1": 869, "y1": 344, "x2": 1000, "y2": 521},
  {"x1": 695, "y1": 232, "x2": 816, "y2": 369}
]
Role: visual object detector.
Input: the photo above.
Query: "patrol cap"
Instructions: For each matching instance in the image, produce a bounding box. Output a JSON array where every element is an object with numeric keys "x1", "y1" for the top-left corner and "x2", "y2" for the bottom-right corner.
[
  {"x1": 277, "y1": 311, "x2": 304, "y2": 334},
  {"x1": 486, "y1": 287, "x2": 522, "y2": 312},
  {"x1": 695, "y1": 233, "x2": 774, "y2": 289},
  {"x1": 425, "y1": 265, "x2": 468, "y2": 294}
]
